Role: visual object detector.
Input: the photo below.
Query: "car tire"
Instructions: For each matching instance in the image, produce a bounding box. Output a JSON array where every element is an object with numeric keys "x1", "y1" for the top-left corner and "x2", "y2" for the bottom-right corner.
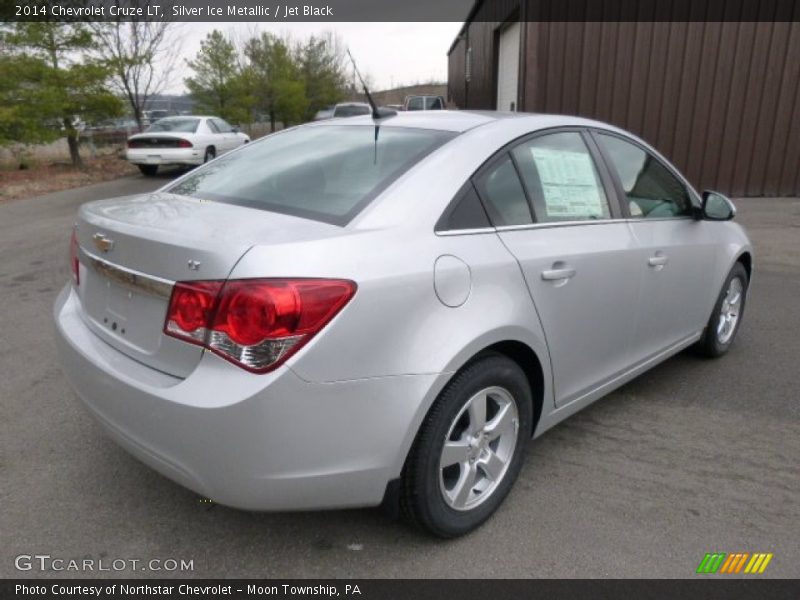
[
  {"x1": 138, "y1": 164, "x2": 158, "y2": 176},
  {"x1": 204, "y1": 147, "x2": 216, "y2": 163},
  {"x1": 400, "y1": 352, "x2": 532, "y2": 538},
  {"x1": 696, "y1": 262, "x2": 749, "y2": 358}
]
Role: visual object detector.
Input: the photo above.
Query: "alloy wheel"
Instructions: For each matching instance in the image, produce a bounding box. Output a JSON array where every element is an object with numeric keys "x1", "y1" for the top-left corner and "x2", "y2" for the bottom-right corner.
[
  {"x1": 717, "y1": 276, "x2": 743, "y2": 344},
  {"x1": 439, "y1": 386, "x2": 519, "y2": 511}
]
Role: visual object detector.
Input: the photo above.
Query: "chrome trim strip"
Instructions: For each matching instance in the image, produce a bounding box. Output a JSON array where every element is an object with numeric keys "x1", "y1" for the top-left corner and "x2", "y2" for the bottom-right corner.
[
  {"x1": 78, "y1": 247, "x2": 174, "y2": 299},
  {"x1": 436, "y1": 227, "x2": 496, "y2": 236},
  {"x1": 495, "y1": 218, "x2": 629, "y2": 232},
  {"x1": 436, "y1": 216, "x2": 697, "y2": 236}
]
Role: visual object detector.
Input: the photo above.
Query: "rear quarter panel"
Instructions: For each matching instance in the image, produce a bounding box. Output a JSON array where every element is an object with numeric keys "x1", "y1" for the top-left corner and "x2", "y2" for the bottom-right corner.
[{"x1": 228, "y1": 227, "x2": 553, "y2": 387}]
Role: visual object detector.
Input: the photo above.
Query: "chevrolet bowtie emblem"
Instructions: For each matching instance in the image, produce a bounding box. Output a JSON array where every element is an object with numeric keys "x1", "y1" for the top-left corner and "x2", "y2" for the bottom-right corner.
[{"x1": 92, "y1": 233, "x2": 114, "y2": 253}]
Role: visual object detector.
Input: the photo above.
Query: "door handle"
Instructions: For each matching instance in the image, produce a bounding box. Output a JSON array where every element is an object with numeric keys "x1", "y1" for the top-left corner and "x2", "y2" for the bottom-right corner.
[
  {"x1": 648, "y1": 255, "x2": 669, "y2": 267},
  {"x1": 541, "y1": 267, "x2": 576, "y2": 281}
]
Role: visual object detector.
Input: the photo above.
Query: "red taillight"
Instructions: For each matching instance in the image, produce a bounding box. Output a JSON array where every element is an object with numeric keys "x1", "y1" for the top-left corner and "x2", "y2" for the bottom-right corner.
[
  {"x1": 165, "y1": 281, "x2": 222, "y2": 342},
  {"x1": 177, "y1": 139, "x2": 192, "y2": 148},
  {"x1": 70, "y1": 228, "x2": 79, "y2": 286},
  {"x1": 164, "y1": 278, "x2": 356, "y2": 373}
]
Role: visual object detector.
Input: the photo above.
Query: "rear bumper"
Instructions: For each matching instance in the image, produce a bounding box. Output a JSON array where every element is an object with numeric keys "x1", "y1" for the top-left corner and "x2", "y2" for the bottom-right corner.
[
  {"x1": 54, "y1": 285, "x2": 439, "y2": 511},
  {"x1": 126, "y1": 148, "x2": 203, "y2": 166}
]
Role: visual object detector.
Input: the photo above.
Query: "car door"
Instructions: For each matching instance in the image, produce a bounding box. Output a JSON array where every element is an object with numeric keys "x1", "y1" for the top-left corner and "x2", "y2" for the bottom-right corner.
[
  {"x1": 211, "y1": 118, "x2": 239, "y2": 153},
  {"x1": 202, "y1": 118, "x2": 223, "y2": 152},
  {"x1": 477, "y1": 130, "x2": 641, "y2": 407},
  {"x1": 205, "y1": 118, "x2": 230, "y2": 153},
  {"x1": 592, "y1": 131, "x2": 718, "y2": 363}
]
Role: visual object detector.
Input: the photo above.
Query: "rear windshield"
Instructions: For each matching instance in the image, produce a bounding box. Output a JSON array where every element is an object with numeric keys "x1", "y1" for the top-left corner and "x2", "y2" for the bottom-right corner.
[
  {"x1": 147, "y1": 118, "x2": 200, "y2": 133},
  {"x1": 167, "y1": 125, "x2": 457, "y2": 225},
  {"x1": 426, "y1": 97, "x2": 444, "y2": 109},
  {"x1": 333, "y1": 105, "x2": 371, "y2": 118}
]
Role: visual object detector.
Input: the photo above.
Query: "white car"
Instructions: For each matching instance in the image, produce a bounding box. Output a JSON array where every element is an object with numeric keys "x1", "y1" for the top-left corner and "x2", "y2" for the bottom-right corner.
[{"x1": 126, "y1": 116, "x2": 250, "y2": 176}]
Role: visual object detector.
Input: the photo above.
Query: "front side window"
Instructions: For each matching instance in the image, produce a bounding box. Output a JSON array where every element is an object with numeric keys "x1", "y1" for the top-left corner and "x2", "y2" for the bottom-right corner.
[
  {"x1": 474, "y1": 155, "x2": 532, "y2": 226},
  {"x1": 596, "y1": 133, "x2": 692, "y2": 218},
  {"x1": 511, "y1": 132, "x2": 611, "y2": 222},
  {"x1": 167, "y1": 125, "x2": 456, "y2": 225}
]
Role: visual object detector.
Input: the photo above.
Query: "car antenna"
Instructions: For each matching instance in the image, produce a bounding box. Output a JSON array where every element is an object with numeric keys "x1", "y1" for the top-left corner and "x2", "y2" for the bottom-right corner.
[
  {"x1": 346, "y1": 49, "x2": 396, "y2": 164},
  {"x1": 346, "y1": 49, "x2": 396, "y2": 121}
]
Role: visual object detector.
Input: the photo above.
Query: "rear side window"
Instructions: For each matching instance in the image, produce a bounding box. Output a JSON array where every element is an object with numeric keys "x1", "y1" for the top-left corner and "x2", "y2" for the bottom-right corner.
[
  {"x1": 511, "y1": 132, "x2": 611, "y2": 223},
  {"x1": 473, "y1": 155, "x2": 532, "y2": 226},
  {"x1": 167, "y1": 125, "x2": 456, "y2": 225},
  {"x1": 596, "y1": 133, "x2": 692, "y2": 218},
  {"x1": 211, "y1": 118, "x2": 234, "y2": 133},
  {"x1": 436, "y1": 183, "x2": 491, "y2": 231}
]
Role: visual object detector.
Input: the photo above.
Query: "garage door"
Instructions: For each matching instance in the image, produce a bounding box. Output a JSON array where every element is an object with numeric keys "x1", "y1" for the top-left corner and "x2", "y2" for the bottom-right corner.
[{"x1": 496, "y1": 21, "x2": 520, "y2": 111}]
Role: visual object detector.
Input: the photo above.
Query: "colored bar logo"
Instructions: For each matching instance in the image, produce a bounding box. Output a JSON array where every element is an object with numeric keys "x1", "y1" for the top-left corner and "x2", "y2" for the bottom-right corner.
[{"x1": 696, "y1": 552, "x2": 773, "y2": 574}]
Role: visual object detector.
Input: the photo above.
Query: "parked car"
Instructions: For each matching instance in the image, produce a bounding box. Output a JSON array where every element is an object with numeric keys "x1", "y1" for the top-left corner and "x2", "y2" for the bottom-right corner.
[
  {"x1": 404, "y1": 95, "x2": 446, "y2": 111},
  {"x1": 56, "y1": 112, "x2": 752, "y2": 537},
  {"x1": 125, "y1": 116, "x2": 250, "y2": 176},
  {"x1": 332, "y1": 102, "x2": 371, "y2": 118},
  {"x1": 313, "y1": 105, "x2": 336, "y2": 121}
]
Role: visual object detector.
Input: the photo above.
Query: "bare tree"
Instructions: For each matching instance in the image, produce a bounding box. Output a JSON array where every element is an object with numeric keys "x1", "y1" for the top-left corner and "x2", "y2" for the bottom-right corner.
[{"x1": 91, "y1": 7, "x2": 182, "y2": 130}]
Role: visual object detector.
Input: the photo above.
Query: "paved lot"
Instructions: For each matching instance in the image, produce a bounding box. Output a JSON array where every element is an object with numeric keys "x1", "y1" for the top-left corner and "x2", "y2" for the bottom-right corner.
[{"x1": 1, "y1": 172, "x2": 798, "y2": 578}]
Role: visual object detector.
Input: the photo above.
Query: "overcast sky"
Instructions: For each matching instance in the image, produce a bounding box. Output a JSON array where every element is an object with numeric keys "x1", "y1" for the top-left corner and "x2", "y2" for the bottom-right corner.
[{"x1": 165, "y1": 22, "x2": 463, "y2": 94}]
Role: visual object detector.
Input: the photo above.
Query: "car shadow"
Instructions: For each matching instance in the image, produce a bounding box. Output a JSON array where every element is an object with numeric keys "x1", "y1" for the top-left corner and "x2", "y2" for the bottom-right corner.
[{"x1": 139, "y1": 165, "x2": 194, "y2": 180}]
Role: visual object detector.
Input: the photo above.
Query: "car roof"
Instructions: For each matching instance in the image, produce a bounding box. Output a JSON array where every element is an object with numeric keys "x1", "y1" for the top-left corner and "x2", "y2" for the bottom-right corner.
[{"x1": 308, "y1": 110, "x2": 621, "y2": 134}]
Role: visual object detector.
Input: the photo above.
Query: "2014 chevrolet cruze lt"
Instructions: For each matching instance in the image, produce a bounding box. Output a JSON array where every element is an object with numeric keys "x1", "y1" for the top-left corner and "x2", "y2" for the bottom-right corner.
[{"x1": 55, "y1": 112, "x2": 752, "y2": 537}]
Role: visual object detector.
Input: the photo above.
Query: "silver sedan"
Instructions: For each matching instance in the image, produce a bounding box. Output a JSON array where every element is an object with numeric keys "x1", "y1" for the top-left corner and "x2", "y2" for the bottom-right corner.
[{"x1": 55, "y1": 111, "x2": 752, "y2": 537}]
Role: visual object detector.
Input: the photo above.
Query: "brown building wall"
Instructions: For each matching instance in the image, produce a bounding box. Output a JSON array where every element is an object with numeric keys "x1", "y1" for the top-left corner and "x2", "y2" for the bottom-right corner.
[
  {"x1": 448, "y1": 36, "x2": 467, "y2": 108},
  {"x1": 448, "y1": 1, "x2": 800, "y2": 196}
]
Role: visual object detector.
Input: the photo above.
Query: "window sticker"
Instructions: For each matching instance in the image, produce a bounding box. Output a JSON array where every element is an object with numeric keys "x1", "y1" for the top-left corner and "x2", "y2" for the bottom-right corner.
[{"x1": 530, "y1": 147, "x2": 606, "y2": 218}]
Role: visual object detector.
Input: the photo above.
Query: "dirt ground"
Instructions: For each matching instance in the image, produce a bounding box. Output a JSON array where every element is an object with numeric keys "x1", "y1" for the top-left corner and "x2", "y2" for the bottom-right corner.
[{"x1": 0, "y1": 154, "x2": 138, "y2": 203}]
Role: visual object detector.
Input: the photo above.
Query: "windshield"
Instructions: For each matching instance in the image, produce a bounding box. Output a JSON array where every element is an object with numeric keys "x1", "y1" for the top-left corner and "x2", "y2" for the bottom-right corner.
[
  {"x1": 167, "y1": 125, "x2": 457, "y2": 225},
  {"x1": 334, "y1": 105, "x2": 371, "y2": 118},
  {"x1": 146, "y1": 118, "x2": 200, "y2": 133}
]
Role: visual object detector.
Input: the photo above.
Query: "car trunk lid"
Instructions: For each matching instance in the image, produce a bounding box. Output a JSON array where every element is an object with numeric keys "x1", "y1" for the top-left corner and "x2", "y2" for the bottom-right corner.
[{"x1": 74, "y1": 192, "x2": 345, "y2": 378}]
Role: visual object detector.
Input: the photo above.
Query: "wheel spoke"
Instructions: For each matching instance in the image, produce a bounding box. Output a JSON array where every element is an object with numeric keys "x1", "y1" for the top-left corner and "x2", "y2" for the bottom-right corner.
[
  {"x1": 467, "y1": 392, "x2": 487, "y2": 433},
  {"x1": 479, "y1": 450, "x2": 505, "y2": 481},
  {"x1": 451, "y1": 464, "x2": 478, "y2": 507},
  {"x1": 485, "y1": 402, "x2": 514, "y2": 441},
  {"x1": 440, "y1": 440, "x2": 470, "y2": 468}
]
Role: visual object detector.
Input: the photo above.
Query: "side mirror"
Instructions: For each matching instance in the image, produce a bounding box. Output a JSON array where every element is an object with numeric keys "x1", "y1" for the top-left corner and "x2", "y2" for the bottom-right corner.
[{"x1": 701, "y1": 190, "x2": 736, "y2": 221}]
